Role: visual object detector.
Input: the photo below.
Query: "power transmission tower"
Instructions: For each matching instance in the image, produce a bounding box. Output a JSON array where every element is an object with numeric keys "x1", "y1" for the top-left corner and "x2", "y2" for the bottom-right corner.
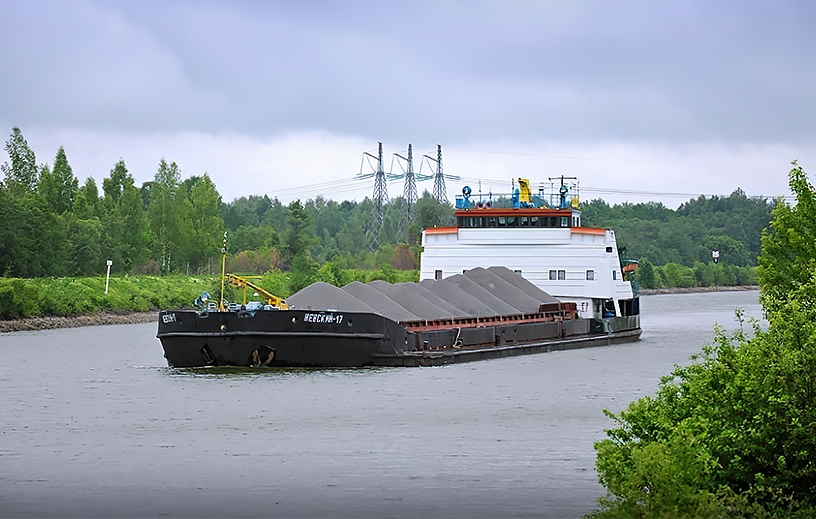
[
  {"x1": 391, "y1": 143, "x2": 418, "y2": 239},
  {"x1": 423, "y1": 144, "x2": 446, "y2": 203},
  {"x1": 359, "y1": 142, "x2": 389, "y2": 250},
  {"x1": 371, "y1": 142, "x2": 388, "y2": 210},
  {"x1": 399, "y1": 144, "x2": 418, "y2": 206}
]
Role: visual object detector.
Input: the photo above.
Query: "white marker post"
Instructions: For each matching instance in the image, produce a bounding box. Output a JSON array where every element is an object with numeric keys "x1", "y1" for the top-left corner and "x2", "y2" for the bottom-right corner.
[{"x1": 105, "y1": 260, "x2": 113, "y2": 294}]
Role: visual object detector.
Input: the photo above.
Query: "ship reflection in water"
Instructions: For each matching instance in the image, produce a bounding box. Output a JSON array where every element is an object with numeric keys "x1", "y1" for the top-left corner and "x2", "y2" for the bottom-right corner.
[{"x1": 0, "y1": 291, "x2": 760, "y2": 518}]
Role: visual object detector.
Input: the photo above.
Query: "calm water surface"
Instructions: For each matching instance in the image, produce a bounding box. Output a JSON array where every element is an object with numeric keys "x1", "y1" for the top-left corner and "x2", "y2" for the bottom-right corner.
[{"x1": 1, "y1": 291, "x2": 761, "y2": 518}]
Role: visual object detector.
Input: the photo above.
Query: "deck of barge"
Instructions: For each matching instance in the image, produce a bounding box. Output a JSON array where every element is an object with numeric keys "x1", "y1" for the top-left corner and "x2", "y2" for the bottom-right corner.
[{"x1": 371, "y1": 328, "x2": 643, "y2": 366}]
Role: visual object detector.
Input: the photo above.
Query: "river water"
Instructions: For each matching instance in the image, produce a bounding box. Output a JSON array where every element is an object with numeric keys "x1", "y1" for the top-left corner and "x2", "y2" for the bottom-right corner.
[{"x1": 1, "y1": 291, "x2": 761, "y2": 518}]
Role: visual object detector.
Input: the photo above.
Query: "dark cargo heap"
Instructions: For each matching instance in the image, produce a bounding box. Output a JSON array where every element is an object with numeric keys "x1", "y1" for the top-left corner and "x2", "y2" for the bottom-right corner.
[{"x1": 157, "y1": 266, "x2": 640, "y2": 367}]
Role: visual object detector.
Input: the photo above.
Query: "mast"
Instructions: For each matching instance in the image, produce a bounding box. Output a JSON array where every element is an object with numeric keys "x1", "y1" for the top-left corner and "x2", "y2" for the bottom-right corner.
[{"x1": 219, "y1": 231, "x2": 227, "y2": 311}]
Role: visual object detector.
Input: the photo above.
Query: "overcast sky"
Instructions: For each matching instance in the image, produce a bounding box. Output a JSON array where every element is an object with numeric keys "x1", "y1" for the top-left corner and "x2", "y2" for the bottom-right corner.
[{"x1": 1, "y1": 0, "x2": 814, "y2": 206}]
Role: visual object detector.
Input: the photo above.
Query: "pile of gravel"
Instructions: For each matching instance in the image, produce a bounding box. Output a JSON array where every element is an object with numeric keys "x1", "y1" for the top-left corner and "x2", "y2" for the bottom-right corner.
[
  {"x1": 463, "y1": 267, "x2": 547, "y2": 314},
  {"x1": 341, "y1": 281, "x2": 419, "y2": 321},
  {"x1": 487, "y1": 266, "x2": 559, "y2": 303},
  {"x1": 289, "y1": 269, "x2": 560, "y2": 322},
  {"x1": 419, "y1": 279, "x2": 501, "y2": 317},
  {"x1": 367, "y1": 280, "x2": 458, "y2": 320},
  {"x1": 288, "y1": 282, "x2": 376, "y2": 313},
  {"x1": 398, "y1": 283, "x2": 470, "y2": 318},
  {"x1": 441, "y1": 274, "x2": 523, "y2": 315}
]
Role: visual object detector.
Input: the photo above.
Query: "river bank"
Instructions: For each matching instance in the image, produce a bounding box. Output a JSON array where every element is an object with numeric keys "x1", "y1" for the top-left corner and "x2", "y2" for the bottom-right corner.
[
  {"x1": 0, "y1": 285, "x2": 760, "y2": 333},
  {"x1": 639, "y1": 285, "x2": 758, "y2": 295},
  {"x1": 0, "y1": 310, "x2": 158, "y2": 333}
]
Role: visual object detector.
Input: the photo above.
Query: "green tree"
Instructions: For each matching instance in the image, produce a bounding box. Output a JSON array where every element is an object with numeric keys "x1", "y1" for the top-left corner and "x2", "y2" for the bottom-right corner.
[
  {"x1": 758, "y1": 160, "x2": 816, "y2": 316},
  {"x1": 1, "y1": 126, "x2": 38, "y2": 197},
  {"x1": 588, "y1": 162, "x2": 816, "y2": 518},
  {"x1": 635, "y1": 258, "x2": 657, "y2": 288},
  {"x1": 66, "y1": 218, "x2": 103, "y2": 276},
  {"x1": 414, "y1": 191, "x2": 455, "y2": 230},
  {"x1": 335, "y1": 201, "x2": 368, "y2": 255},
  {"x1": 656, "y1": 262, "x2": 697, "y2": 288},
  {"x1": 100, "y1": 160, "x2": 152, "y2": 272},
  {"x1": 118, "y1": 181, "x2": 153, "y2": 271},
  {"x1": 36, "y1": 163, "x2": 55, "y2": 206},
  {"x1": 186, "y1": 173, "x2": 225, "y2": 272},
  {"x1": 282, "y1": 199, "x2": 314, "y2": 267},
  {"x1": 288, "y1": 250, "x2": 318, "y2": 293},
  {"x1": 0, "y1": 189, "x2": 65, "y2": 277},
  {"x1": 702, "y1": 234, "x2": 751, "y2": 267},
  {"x1": 72, "y1": 177, "x2": 100, "y2": 219},
  {"x1": 102, "y1": 159, "x2": 130, "y2": 206},
  {"x1": 38, "y1": 146, "x2": 78, "y2": 213},
  {"x1": 147, "y1": 159, "x2": 183, "y2": 274}
]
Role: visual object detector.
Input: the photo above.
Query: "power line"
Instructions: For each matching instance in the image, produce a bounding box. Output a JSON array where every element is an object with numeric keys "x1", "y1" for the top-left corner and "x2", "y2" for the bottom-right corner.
[{"x1": 445, "y1": 148, "x2": 785, "y2": 167}]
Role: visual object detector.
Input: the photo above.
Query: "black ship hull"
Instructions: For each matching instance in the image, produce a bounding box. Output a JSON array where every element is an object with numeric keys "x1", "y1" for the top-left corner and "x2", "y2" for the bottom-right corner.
[{"x1": 157, "y1": 308, "x2": 640, "y2": 368}]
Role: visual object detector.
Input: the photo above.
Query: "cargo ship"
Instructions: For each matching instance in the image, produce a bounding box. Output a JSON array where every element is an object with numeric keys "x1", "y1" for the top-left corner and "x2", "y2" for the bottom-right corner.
[{"x1": 157, "y1": 178, "x2": 640, "y2": 368}]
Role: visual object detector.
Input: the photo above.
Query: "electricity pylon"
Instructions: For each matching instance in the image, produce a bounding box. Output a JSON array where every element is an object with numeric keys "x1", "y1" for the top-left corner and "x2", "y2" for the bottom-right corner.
[
  {"x1": 358, "y1": 142, "x2": 388, "y2": 250},
  {"x1": 423, "y1": 144, "x2": 447, "y2": 203}
]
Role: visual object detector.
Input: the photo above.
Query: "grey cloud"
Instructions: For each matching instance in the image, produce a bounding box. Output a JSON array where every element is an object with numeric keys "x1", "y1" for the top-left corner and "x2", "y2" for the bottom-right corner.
[{"x1": 1, "y1": 0, "x2": 815, "y2": 145}]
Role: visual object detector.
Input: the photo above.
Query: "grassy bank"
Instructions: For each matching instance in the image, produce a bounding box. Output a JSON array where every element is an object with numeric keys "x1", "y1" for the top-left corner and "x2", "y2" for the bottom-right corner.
[
  {"x1": 0, "y1": 275, "x2": 218, "y2": 320},
  {"x1": 0, "y1": 266, "x2": 421, "y2": 320}
]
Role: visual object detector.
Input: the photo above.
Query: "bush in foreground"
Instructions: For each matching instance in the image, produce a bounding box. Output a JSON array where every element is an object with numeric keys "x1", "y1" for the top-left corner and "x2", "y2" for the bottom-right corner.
[{"x1": 587, "y1": 162, "x2": 816, "y2": 517}]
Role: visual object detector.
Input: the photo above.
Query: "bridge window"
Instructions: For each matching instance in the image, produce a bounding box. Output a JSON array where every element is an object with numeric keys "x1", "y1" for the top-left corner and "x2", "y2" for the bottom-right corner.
[
  {"x1": 530, "y1": 216, "x2": 539, "y2": 226},
  {"x1": 498, "y1": 216, "x2": 506, "y2": 226},
  {"x1": 488, "y1": 217, "x2": 497, "y2": 227},
  {"x1": 561, "y1": 216, "x2": 569, "y2": 227},
  {"x1": 520, "y1": 216, "x2": 529, "y2": 226},
  {"x1": 507, "y1": 217, "x2": 517, "y2": 227}
]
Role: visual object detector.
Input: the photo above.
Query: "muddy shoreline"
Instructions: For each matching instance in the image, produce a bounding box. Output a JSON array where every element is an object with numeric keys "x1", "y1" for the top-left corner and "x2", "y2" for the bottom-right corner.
[{"x1": 0, "y1": 285, "x2": 759, "y2": 333}]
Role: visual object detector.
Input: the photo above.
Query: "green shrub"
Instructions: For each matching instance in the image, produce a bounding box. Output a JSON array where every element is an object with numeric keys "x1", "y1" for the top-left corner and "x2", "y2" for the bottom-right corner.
[
  {"x1": 589, "y1": 162, "x2": 816, "y2": 518},
  {"x1": 657, "y1": 262, "x2": 697, "y2": 288},
  {"x1": 0, "y1": 279, "x2": 42, "y2": 319}
]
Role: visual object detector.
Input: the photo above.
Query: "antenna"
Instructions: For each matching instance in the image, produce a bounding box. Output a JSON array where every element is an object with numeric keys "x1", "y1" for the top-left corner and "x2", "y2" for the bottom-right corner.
[{"x1": 547, "y1": 175, "x2": 579, "y2": 209}]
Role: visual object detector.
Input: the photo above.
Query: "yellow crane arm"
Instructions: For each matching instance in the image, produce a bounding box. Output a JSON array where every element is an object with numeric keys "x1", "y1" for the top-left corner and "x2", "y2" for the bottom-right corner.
[
  {"x1": 518, "y1": 178, "x2": 532, "y2": 203},
  {"x1": 226, "y1": 273, "x2": 289, "y2": 310}
]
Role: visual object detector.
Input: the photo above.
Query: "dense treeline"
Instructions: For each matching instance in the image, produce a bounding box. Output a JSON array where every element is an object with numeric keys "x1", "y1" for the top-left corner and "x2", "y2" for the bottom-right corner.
[
  {"x1": 0, "y1": 127, "x2": 451, "y2": 296},
  {"x1": 581, "y1": 192, "x2": 773, "y2": 288},
  {"x1": 587, "y1": 162, "x2": 816, "y2": 517},
  {"x1": 1, "y1": 126, "x2": 772, "y2": 295}
]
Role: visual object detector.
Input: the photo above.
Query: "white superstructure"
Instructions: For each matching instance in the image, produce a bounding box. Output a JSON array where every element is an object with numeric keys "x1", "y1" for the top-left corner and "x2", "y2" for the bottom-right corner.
[{"x1": 420, "y1": 206, "x2": 639, "y2": 320}]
